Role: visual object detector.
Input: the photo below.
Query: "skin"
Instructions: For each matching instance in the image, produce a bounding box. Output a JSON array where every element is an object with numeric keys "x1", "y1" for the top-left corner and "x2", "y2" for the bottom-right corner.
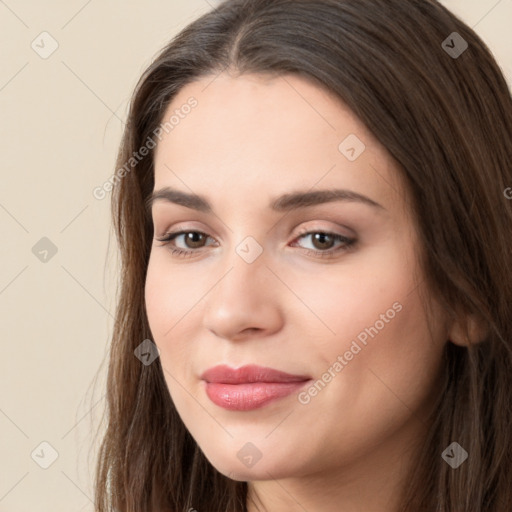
[{"x1": 145, "y1": 72, "x2": 457, "y2": 512}]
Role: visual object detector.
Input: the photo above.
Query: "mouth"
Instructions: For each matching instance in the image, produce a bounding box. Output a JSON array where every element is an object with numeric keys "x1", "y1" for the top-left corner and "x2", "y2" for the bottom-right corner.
[{"x1": 200, "y1": 364, "x2": 312, "y2": 411}]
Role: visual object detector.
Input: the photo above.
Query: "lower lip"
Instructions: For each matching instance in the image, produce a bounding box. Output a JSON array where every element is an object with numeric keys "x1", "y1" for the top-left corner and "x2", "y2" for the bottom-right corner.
[{"x1": 204, "y1": 381, "x2": 310, "y2": 411}]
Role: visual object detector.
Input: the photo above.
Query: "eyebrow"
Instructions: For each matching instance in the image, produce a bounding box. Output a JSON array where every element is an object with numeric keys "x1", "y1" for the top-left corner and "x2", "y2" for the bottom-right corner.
[{"x1": 145, "y1": 186, "x2": 385, "y2": 213}]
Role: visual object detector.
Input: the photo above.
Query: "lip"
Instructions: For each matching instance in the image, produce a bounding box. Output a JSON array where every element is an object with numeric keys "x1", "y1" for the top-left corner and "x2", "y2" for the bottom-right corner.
[
  {"x1": 201, "y1": 364, "x2": 312, "y2": 411},
  {"x1": 201, "y1": 364, "x2": 311, "y2": 384}
]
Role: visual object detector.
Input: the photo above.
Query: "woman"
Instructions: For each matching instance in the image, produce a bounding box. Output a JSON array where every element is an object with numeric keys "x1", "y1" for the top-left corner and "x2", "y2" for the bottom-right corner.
[{"x1": 94, "y1": 0, "x2": 512, "y2": 510}]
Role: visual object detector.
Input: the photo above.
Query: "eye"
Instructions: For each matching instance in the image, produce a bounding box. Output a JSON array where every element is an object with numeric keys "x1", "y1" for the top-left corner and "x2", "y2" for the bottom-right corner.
[
  {"x1": 154, "y1": 228, "x2": 356, "y2": 259},
  {"x1": 291, "y1": 229, "x2": 356, "y2": 259},
  {"x1": 155, "y1": 230, "x2": 215, "y2": 258}
]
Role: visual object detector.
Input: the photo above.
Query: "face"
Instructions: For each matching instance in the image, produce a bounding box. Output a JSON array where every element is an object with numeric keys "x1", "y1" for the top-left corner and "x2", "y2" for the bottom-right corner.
[{"x1": 145, "y1": 72, "x2": 448, "y2": 483}]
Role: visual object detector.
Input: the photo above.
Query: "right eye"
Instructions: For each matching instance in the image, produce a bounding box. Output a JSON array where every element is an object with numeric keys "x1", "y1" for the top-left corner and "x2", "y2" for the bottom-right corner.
[{"x1": 155, "y1": 230, "x2": 217, "y2": 257}]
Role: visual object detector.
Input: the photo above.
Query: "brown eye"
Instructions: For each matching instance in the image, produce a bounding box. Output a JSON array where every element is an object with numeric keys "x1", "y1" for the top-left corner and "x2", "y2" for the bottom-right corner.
[
  {"x1": 181, "y1": 232, "x2": 207, "y2": 249},
  {"x1": 310, "y1": 232, "x2": 336, "y2": 250},
  {"x1": 156, "y1": 228, "x2": 355, "y2": 260},
  {"x1": 291, "y1": 230, "x2": 356, "y2": 259},
  {"x1": 155, "y1": 230, "x2": 214, "y2": 252}
]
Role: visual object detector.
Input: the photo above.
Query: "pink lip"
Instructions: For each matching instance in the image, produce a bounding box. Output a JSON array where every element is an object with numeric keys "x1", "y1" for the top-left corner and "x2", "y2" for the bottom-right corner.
[{"x1": 201, "y1": 364, "x2": 311, "y2": 411}]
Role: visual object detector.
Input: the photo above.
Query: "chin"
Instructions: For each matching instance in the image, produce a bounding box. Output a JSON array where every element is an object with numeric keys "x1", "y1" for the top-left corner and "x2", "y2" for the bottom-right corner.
[{"x1": 205, "y1": 452, "x2": 294, "y2": 482}]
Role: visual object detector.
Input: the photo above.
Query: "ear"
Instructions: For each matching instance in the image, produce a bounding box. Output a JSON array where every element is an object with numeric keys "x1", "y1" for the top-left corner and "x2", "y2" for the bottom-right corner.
[{"x1": 448, "y1": 312, "x2": 488, "y2": 347}]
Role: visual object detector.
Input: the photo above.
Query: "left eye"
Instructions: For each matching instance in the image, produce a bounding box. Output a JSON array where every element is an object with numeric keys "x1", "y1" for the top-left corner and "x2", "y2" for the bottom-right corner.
[
  {"x1": 154, "y1": 229, "x2": 356, "y2": 259},
  {"x1": 293, "y1": 231, "x2": 354, "y2": 252}
]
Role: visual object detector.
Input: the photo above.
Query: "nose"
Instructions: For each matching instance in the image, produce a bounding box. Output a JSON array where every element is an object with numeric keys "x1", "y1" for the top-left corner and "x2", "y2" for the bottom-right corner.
[{"x1": 201, "y1": 246, "x2": 284, "y2": 342}]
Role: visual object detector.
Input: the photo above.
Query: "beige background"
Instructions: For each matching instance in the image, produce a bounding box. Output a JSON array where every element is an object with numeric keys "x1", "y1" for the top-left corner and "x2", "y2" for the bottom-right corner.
[{"x1": 0, "y1": 1, "x2": 510, "y2": 510}]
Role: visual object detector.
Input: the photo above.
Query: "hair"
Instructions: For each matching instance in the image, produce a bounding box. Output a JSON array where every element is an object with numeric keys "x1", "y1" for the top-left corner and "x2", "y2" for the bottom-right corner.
[{"x1": 93, "y1": 0, "x2": 512, "y2": 510}]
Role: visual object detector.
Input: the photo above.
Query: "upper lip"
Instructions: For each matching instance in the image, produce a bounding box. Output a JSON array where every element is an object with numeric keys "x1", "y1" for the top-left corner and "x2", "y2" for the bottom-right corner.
[{"x1": 201, "y1": 364, "x2": 311, "y2": 384}]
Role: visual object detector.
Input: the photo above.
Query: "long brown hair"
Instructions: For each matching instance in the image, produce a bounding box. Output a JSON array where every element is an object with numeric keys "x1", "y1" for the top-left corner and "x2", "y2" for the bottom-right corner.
[{"x1": 94, "y1": 0, "x2": 512, "y2": 510}]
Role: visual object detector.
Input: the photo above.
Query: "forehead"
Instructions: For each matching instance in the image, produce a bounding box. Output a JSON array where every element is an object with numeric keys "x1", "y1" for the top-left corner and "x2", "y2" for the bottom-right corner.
[{"x1": 153, "y1": 73, "x2": 404, "y2": 213}]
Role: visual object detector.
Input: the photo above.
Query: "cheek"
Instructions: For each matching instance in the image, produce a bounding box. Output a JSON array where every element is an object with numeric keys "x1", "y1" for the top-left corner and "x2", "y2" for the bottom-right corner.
[
  {"x1": 144, "y1": 257, "x2": 199, "y2": 393},
  {"x1": 291, "y1": 245, "x2": 445, "y2": 410},
  {"x1": 145, "y1": 259, "x2": 201, "y2": 406},
  {"x1": 309, "y1": 274, "x2": 445, "y2": 434},
  {"x1": 280, "y1": 247, "x2": 415, "y2": 355},
  {"x1": 144, "y1": 254, "x2": 207, "y2": 341}
]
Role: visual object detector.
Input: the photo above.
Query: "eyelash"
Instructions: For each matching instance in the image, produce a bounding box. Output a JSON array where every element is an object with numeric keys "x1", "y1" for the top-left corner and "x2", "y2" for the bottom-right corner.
[{"x1": 155, "y1": 227, "x2": 356, "y2": 259}]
